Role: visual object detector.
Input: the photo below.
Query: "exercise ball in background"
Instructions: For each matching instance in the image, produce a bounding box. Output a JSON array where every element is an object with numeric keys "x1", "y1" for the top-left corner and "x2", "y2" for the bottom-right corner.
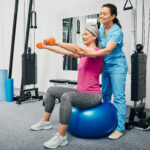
[
  {"x1": 6, "y1": 78, "x2": 14, "y2": 102},
  {"x1": 0, "y1": 69, "x2": 8, "y2": 101},
  {"x1": 68, "y1": 102, "x2": 118, "y2": 138}
]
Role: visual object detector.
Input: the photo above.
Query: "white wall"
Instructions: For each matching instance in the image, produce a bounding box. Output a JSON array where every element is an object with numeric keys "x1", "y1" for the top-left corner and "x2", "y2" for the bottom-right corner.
[{"x1": 0, "y1": 0, "x2": 150, "y2": 108}]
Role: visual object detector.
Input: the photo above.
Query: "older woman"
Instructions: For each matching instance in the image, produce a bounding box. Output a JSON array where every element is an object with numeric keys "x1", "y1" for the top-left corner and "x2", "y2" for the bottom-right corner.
[{"x1": 31, "y1": 25, "x2": 103, "y2": 149}]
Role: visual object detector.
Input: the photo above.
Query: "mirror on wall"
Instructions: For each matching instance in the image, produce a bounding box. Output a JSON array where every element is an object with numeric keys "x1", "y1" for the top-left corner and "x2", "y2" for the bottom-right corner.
[{"x1": 62, "y1": 13, "x2": 100, "y2": 71}]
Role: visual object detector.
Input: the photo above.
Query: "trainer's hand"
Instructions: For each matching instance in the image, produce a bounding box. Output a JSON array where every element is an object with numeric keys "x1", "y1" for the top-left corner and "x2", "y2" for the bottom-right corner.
[{"x1": 76, "y1": 47, "x2": 97, "y2": 58}]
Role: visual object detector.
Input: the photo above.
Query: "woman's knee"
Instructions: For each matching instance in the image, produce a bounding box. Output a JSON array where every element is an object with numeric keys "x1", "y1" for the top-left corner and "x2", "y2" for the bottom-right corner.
[
  {"x1": 44, "y1": 86, "x2": 56, "y2": 106},
  {"x1": 60, "y1": 93, "x2": 72, "y2": 125},
  {"x1": 46, "y1": 86, "x2": 56, "y2": 94},
  {"x1": 61, "y1": 93, "x2": 72, "y2": 103},
  {"x1": 45, "y1": 86, "x2": 57, "y2": 99},
  {"x1": 60, "y1": 93, "x2": 72, "y2": 113}
]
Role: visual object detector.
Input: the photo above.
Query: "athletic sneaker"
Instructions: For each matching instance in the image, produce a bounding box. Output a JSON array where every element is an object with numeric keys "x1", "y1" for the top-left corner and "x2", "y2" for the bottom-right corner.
[
  {"x1": 30, "y1": 119, "x2": 52, "y2": 131},
  {"x1": 43, "y1": 133, "x2": 68, "y2": 149}
]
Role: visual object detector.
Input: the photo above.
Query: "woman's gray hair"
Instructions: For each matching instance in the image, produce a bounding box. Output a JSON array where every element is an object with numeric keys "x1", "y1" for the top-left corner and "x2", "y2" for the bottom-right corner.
[
  {"x1": 85, "y1": 24, "x2": 99, "y2": 38},
  {"x1": 85, "y1": 24, "x2": 101, "y2": 48}
]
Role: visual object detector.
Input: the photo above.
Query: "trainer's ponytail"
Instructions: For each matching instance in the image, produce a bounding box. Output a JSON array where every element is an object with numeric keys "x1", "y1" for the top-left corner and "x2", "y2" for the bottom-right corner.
[{"x1": 113, "y1": 17, "x2": 121, "y2": 28}]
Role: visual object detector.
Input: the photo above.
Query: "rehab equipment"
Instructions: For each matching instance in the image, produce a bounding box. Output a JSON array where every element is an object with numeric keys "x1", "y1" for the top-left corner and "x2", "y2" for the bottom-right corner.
[{"x1": 68, "y1": 102, "x2": 117, "y2": 138}]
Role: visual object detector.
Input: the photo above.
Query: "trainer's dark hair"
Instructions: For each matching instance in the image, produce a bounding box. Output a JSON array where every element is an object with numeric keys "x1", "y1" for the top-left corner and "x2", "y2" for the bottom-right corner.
[{"x1": 102, "y1": 3, "x2": 122, "y2": 28}]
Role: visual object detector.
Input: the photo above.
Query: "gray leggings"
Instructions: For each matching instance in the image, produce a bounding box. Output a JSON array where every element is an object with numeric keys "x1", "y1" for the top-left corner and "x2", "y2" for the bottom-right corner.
[{"x1": 45, "y1": 86, "x2": 102, "y2": 125}]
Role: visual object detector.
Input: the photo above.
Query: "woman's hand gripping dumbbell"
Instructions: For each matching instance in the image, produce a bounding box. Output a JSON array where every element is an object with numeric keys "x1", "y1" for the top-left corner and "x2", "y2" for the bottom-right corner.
[{"x1": 36, "y1": 37, "x2": 56, "y2": 49}]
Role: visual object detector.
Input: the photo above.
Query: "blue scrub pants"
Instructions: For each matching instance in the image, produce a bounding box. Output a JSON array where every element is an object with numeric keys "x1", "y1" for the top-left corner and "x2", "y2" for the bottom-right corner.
[{"x1": 102, "y1": 72, "x2": 127, "y2": 132}]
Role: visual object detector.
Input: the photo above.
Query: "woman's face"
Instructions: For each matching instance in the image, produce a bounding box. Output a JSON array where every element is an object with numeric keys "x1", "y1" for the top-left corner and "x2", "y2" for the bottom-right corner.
[
  {"x1": 99, "y1": 7, "x2": 115, "y2": 24},
  {"x1": 82, "y1": 29, "x2": 96, "y2": 46}
]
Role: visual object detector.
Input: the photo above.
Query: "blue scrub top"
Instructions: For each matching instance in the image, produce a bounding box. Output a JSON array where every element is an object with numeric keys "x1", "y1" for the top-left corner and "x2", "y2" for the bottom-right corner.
[{"x1": 99, "y1": 23, "x2": 128, "y2": 73}]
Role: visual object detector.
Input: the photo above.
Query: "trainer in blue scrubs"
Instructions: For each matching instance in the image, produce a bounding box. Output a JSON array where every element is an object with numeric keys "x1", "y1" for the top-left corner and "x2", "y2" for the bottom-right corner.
[
  {"x1": 98, "y1": 4, "x2": 128, "y2": 139},
  {"x1": 99, "y1": 23, "x2": 128, "y2": 133}
]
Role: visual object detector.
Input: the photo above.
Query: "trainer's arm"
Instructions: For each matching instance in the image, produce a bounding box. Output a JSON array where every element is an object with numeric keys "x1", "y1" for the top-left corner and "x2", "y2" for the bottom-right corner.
[{"x1": 77, "y1": 41, "x2": 117, "y2": 57}]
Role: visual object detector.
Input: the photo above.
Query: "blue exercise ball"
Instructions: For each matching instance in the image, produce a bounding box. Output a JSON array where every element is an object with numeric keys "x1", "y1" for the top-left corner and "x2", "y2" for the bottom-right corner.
[{"x1": 68, "y1": 102, "x2": 118, "y2": 138}]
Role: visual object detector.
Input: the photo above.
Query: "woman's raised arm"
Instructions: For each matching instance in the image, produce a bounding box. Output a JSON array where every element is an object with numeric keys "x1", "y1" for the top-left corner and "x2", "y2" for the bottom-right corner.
[{"x1": 42, "y1": 45, "x2": 81, "y2": 58}]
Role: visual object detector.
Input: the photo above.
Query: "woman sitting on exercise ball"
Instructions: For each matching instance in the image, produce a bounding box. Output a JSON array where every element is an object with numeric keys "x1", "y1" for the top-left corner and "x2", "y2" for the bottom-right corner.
[{"x1": 31, "y1": 24, "x2": 103, "y2": 149}]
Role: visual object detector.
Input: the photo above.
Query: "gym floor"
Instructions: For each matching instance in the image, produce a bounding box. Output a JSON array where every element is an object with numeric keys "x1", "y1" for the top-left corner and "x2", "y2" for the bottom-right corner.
[{"x1": 0, "y1": 95, "x2": 150, "y2": 150}]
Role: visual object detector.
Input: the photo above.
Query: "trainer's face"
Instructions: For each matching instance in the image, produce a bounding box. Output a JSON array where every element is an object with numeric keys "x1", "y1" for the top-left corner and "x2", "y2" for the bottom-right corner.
[
  {"x1": 99, "y1": 7, "x2": 115, "y2": 24},
  {"x1": 82, "y1": 29, "x2": 96, "y2": 46}
]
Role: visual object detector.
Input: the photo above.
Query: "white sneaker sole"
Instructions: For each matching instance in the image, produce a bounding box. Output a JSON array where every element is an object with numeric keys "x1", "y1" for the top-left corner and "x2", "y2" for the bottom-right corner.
[
  {"x1": 30, "y1": 125, "x2": 52, "y2": 131},
  {"x1": 44, "y1": 140, "x2": 68, "y2": 149}
]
